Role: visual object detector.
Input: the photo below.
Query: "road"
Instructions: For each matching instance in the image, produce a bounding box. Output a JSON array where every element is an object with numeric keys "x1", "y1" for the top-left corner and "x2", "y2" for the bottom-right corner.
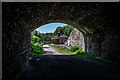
[
  {"x1": 15, "y1": 44, "x2": 120, "y2": 80},
  {"x1": 42, "y1": 44, "x2": 69, "y2": 55}
]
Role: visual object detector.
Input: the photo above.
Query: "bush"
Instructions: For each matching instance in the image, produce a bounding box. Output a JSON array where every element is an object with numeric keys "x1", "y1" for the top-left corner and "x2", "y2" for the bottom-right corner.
[
  {"x1": 75, "y1": 50, "x2": 81, "y2": 54},
  {"x1": 75, "y1": 50, "x2": 103, "y2": 60},
  {"x1": 70, "y1": 46, "x2": 82, "y2": 52},
  {"x1": 75, "y1": 50, "x2": 85, "y2": 55},
  {"x1": 31, "y1": 42, "x2": 45, "y2": 56}
]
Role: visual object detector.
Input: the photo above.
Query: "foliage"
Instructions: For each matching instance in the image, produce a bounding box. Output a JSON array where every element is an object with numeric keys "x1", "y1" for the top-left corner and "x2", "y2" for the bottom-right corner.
[
  {"x1": 49, "y1": 45, "x2": 74, "y2": 54},
  {"x1": 52, "y1": 25, "x2": 74, "y2": 37},
  {"x1": 50, "y1": 45, "x2": 106, "y2": 62},
  {"x1": 75, "y1": 49, "x2": 83, "y2": 54},
  {"x1": 31, "y1": 34, "x2": 40, "y2": 43},
  {"x1": 62, "y1": 25, "x2": 74, "y2": 36},
  {"x1": 31, "y1": 30, "x2": 53, "y2": 44},
  {"x1": 52, "y1": 27, "x2": 62, "y2": 37},
  {"x1": 30, "y1": 30, "x2": 53, "y2": 56},
  {"x1": 30, "y1": 43, "x2": 45, "y2": 56},
  {"x1": 70, "y1": 46, "x2": 83, "y2": 52},
  {"x1": 75, "y1": 50, "x2": 104, "y2": 60},
  {"x1": 33, "y1": 30, "x2": 38, "y2": 36}
]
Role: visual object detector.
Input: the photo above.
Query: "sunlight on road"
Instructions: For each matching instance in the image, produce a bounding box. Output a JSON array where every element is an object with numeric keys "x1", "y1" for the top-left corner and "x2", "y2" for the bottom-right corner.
[{"x1": 43, "y1": 44, "x2": 71, "y2": 55}]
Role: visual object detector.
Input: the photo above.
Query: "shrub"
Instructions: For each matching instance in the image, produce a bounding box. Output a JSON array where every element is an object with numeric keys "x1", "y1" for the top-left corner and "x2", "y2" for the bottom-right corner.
[
  {"x1": 75, "y1": 50, "x2": 102, "y2": 60},
  {"x1": 75, "y1": 50, "x2": 85, "y2": 55},
  {"x1": 31, "y1": 42, "x2": 45, "y2": 56},
  {"x1": 70, "y1": 46, "x2": 82, "y2": 52}
]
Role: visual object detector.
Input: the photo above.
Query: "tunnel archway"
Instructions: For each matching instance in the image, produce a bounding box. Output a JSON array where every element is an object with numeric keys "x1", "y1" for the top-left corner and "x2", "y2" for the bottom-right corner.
[
  {"x1": 30, "y1": 22, "x2": 85, "y2": 56},
  {"x1": 2, "y1": 2, "x2": 119, "y2": 80}
]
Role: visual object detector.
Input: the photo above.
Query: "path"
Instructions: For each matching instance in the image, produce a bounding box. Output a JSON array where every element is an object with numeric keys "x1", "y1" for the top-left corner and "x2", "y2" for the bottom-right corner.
[
  {"x1": 42, "y1": 44, "x2": 69, "y2": 55},
  {"x1": 15, "y1": 44, "x2": 120, "y2": 80}
]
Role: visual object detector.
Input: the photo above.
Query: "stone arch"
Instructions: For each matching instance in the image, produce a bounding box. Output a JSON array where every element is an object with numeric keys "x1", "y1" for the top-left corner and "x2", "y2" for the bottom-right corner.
[
  {"x1": 2, "y1": 2, "x2": 119, "y2": 80},
  {"x1": 28, "y1": 20, "x2": 87, "y2": 35}
]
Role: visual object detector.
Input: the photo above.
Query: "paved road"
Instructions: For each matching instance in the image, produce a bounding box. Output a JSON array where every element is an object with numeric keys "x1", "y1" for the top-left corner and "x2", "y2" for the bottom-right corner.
[
  {"x1": 42, "y1": 44, "x2": 69, "y2": 55},
  {"x1": 16, "y1": 45, "x2": 120, "y2": 80}
]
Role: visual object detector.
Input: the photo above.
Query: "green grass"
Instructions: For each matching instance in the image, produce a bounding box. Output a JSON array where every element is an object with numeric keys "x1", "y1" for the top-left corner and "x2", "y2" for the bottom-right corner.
[
  {"x1": 49, "y1": 45, "x2": 75, "y2": 55},
  {"x1": 75, "y1": 50, "x2": 104, "y2": 60},
  {"x1": 49, "y1": 45, "x2": 112, "y2": 63},
  {"x1": 70, "y1": 46, "x2": 82, "y2": 52}
]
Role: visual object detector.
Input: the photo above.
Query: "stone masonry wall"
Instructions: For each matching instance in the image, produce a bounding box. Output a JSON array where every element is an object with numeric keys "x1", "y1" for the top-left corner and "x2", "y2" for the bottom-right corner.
[{"x1": 67, "y1": 28, "x2": 85, "y2": 51}]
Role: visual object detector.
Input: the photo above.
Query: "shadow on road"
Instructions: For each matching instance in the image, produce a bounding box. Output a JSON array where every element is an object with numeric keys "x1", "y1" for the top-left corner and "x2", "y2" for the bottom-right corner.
[{"x1": 16, "y1": 55, "x2": 120, "y2": 80}]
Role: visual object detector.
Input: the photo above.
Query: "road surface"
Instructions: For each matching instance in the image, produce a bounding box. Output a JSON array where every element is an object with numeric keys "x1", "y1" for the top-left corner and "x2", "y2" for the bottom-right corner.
[
  {"x1": 42, "y1": 44, "x2": 69, "y2": 55},
  {"x1": 15, "y1": 44, "x2": 120, "y2": 80}
]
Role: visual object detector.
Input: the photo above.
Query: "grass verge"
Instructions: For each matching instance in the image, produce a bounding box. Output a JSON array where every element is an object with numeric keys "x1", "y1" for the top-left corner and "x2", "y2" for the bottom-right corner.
[{"x1": 49, "y1": 45, "x2": 112, "y2": 64}]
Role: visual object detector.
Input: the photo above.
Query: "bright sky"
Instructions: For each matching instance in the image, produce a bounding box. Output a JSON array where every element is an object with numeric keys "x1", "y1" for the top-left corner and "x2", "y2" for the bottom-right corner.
[{"x1": 35, "y1": 23, "x2": 68, "y2": 33}]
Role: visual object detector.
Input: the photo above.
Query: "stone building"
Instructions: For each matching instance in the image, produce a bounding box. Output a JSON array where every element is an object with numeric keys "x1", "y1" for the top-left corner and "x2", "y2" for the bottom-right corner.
[
  {"x1": 52, "y1": 29, "x2": 68, "y2": 44},
  {"x1": 66, "y1": 28, "x2": 85, "y2": 51}
]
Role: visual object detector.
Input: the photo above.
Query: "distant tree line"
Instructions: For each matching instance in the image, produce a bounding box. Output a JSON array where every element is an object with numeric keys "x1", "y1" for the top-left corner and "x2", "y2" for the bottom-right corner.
[{"x1": 31, "y1": 30, "x2": 53, "y2": 44}]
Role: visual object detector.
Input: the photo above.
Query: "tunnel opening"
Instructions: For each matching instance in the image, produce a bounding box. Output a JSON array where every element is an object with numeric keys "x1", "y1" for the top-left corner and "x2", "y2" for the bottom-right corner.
[{"x1": 30, "y1": 22, "x2": 86, "y2": 56}]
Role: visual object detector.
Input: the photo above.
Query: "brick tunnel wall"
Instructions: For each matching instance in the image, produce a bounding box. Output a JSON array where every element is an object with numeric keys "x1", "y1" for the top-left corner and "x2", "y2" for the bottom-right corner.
[{"x1": 2, "y1": 2, "x2": 120, "y2": 79}]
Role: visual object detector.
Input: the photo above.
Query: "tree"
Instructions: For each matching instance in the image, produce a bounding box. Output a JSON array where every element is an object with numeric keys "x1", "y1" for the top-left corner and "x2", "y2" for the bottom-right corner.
[
  {"x1": 52, "y1": 27, "x2": 62, "y2": 37},
  {"x1": 52, "y1": 25, "x2": 74, "y2": 37},
  {"x1": 33, "y1": 30, "x2": 38, "y2": 36}
]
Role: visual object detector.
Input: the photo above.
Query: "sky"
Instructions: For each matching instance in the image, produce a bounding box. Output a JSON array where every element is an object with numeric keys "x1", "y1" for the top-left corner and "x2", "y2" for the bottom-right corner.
[{"x1": 35, "y1": 23, "x2": 68, "y2": 33}]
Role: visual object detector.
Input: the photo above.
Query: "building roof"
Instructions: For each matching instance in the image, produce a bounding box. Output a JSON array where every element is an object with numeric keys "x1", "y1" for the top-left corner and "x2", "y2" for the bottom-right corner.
[
  {"x1": 53, "y1": 36, "x2": 59, "y2": 39},
  {"x1": 52, "y1": 35, "x2": 68, "y2": 39},
  {"x1": 53, "y1": 36, "x2": 58, "y2": 38},
  {"x1": 59, "y1": 35, "x2": 68, "y2": 38}
]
